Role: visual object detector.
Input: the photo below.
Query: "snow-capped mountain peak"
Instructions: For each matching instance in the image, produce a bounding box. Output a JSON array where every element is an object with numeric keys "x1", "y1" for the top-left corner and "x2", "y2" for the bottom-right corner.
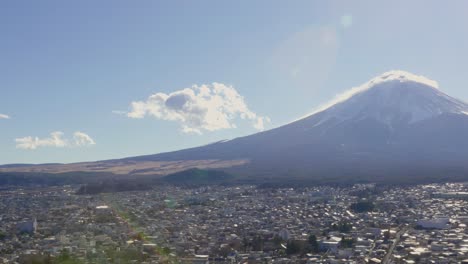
[
  {"x1": 365, "y1": 70, "x2": 440, "y2": 90},
  {"x1": 313, "y1": 70, "x2": 468, "y2": 127}
]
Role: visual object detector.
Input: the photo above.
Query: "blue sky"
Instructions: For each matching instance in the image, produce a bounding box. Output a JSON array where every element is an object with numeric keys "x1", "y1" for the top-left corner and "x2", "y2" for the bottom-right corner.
[{"x1": 1, "y1": 0, "x2": 468, "y2": 164}]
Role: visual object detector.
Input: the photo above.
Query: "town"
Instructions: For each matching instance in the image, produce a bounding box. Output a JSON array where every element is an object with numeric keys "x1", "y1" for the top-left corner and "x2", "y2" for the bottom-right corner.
[{"x1": 0, "y1": 182, "x2": 467, "y2": 263}]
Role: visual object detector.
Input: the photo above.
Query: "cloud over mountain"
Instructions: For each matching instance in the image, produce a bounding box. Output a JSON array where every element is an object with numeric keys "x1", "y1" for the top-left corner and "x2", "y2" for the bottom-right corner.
[
  {"x1": 15, "y1": 131, "x2": 95, "y2": 150},
  {"x1": 126, "y1": 83, "x2": 269, "y2": 134}
]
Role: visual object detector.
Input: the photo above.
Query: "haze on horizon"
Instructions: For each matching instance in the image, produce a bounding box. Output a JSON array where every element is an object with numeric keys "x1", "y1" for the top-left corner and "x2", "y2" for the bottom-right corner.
[{"x1": 2, "y1": 0, "x2": 468, "y2": 165}]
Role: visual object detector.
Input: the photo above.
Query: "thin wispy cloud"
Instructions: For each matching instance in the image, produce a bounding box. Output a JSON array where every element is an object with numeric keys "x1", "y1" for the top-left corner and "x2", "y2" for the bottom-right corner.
[
  {"x1": 15, "y1": 131, "x2": 95, "y2": 150},
  {"x1": 0, "y1": 113, "x2": 10, "y2": 119},
  {"x1": 111, "y1": 110, "x2": 127, "y2": 115},
  {"x1": 126, "y1": 83, "x2": 270, "y2": 134}
]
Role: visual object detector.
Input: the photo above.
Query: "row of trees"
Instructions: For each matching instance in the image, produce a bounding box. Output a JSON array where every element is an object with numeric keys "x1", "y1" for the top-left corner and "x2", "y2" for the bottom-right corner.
[
  {"x1": 285, "y1": 234, "x2": 320, "y2": 255},
  {"x1": 19, "y1": 247, "x2": 151, "y2": 264},
  {"x1": 350, "y1": 200, "x2": 375, "y2": 213},
  {"x1": 331, "y1": 221, "x2": 353, "y2": 233},
  {"x1": 225, "y1": 227, "x2": 360, "y2": 257}
]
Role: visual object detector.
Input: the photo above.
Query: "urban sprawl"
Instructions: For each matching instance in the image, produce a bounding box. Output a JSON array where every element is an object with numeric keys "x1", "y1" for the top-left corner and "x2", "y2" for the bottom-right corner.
[{"x1": 1, "y1": 183, "x2": 468, "y2": 263}]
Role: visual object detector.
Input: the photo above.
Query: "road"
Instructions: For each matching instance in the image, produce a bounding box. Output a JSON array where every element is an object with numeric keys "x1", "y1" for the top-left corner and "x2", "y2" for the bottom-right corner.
[{"x1": 382, "y1": 225, "x2": 409, "y2": 264}]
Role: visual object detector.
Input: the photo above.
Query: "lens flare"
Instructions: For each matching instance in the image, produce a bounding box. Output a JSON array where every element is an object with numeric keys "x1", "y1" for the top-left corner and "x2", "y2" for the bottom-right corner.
[{"x1": 341, "y1": 14, "x2": 353, "y2": 28}]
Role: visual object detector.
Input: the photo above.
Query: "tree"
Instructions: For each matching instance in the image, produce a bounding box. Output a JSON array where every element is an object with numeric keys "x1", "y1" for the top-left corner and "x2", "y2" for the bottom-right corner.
[
  {"x1": 160, "y1": 247, "x2": 171, "y2": 255},
  {"x1": 218, "y1": 245, "x2": 231, "y2": 257},
  {"x1": 350, "y1": 201, "x2": 375, "y2": 213},
  {"x1": 251, "y1": 236, "x2": 264, "y2": 251},
  {"x1": 383, "y1": 230, "x2": 391, "y2": 241},
  {"x1": 338, "y1": 222, "x2": 353, "y2": 233},
  {"x1": 331, "y1": 222, "x2": 352, "y2": 233},
  {"x1": 308, "y1": 234, "x2": 319, "y2": 253},
  {"x1": 286, "y1": 240, "x2": 301, "y2": 255},
  {"x1": 340, "y1": 237, "x2": 355, "y2": 248},
  {"x1": 52, "y1": 250, "x2": 83, "y2": 264},
  {"x1": 242, "y1": 237, "x2": 250, "y2": 252},
  {"x1": 272, "y1": 234, "x2": 283, "y2": 246}
]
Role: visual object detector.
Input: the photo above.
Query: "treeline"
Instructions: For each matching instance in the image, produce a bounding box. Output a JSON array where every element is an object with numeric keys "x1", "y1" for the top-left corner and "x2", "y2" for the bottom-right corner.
[
  {"x1": 76, "y1": 168, "x2": 238, "y2": 194},
  {"x1": 162, "y1": 168, "x2": 235, "y2": 185},
  {"x1": 18, "y1": 248, "x2": 149, "y2": 264},
  {"x1": 76, "y1": 179, "x2": 153, "y2": 194},
  {"x1": 2, "y1": 167, "x2": 467, "y2": 194},
  {"x1": 0, "y1": 171, "x2": 115, "y2": 186}
]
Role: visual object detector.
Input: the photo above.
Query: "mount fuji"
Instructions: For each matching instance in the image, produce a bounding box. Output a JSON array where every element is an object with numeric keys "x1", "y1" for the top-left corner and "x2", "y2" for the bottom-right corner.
[
  {"x1": 124, "y1": 70, "x2": 468, "y2": 183},
  {"x1": 3, "y1": 71, "x2": 468, "y2": 184}
]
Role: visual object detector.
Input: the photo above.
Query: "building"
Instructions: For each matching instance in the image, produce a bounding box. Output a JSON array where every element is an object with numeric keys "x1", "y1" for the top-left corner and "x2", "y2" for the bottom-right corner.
[
  {"x1": 416, "y1": 218, "x2": 450, "y2": 229},
  {"x1": 16, "y1": 218, "x2": 37, "y2": 235}
]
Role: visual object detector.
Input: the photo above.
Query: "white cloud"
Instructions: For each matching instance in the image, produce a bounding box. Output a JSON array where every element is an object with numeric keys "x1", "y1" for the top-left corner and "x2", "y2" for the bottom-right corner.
[
  {"x1": 0, "y1": 114, "x2": 10, "y2": 119},
  {"x1": 16, "y1": 131, "x2": 68, "y2": 150},
  {"x1": 126, "y1": 83, "x2": 269, "y2": 134},
  {"x1": 15, "y1": 131, "x2": 95, "y2": 150},
  {"x1": 73, "y1": 131, "x2": 96, "y2": 146}
]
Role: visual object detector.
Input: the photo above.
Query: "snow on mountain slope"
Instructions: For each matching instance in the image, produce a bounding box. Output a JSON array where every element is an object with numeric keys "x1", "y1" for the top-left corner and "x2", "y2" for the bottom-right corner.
[{"x1": 312, "y1": 70, "x2": 468, "y2": 128}]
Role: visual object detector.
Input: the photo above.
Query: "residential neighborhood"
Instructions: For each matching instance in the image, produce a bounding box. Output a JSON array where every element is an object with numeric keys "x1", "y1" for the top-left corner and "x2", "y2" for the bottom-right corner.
[{"x1": 0, "y1": 182, "x2": 467, "y2": 263}]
